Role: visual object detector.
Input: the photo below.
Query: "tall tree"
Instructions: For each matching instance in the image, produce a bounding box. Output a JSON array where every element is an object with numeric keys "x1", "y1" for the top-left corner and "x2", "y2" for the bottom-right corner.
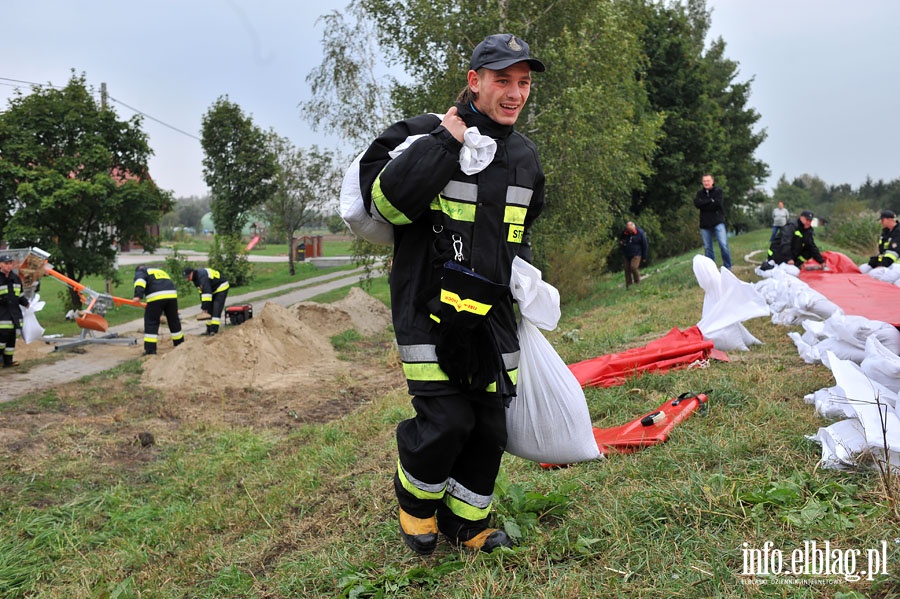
[
  {"x1": 200, "y1": 96, "x2": 277, "y2": 237},
  {"x1": 627, "y1": 0, "x2": 768, "y2": 256},
  {"x1": 261, "y1": 134, "x2": 340, "y2": 275},
  {"x1": 0, "y1": 72, "x2": 172, "y2": 306},
  {"x1": 303, "y1": 3, "x2": 398, "y2": 150}
]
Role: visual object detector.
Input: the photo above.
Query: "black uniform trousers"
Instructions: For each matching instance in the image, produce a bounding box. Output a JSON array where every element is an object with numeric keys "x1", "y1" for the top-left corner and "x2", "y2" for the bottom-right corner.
[
  {"x1": 0, "y1": 327, "x2": 19, "y2": 366},
  {"x1": 206, "y1": 290, "x2": 228, "y2": 334},
  {"x1": 143, "y1": 298, "x2": 183, "y2": 354},
  {"x1": 394, "y1": 392, "x2": 507, "y2": 541}
]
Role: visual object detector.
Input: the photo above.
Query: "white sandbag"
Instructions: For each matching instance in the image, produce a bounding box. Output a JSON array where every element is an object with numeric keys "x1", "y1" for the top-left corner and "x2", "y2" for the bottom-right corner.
[
  {"x1": 827, "y1": 351, "x2": 900, "y2": 455},
  {"x1": 505, "y1": 318, "x2": 601, "y2": 464},
  {"x1": 861, "y1": 335, "x2": 900, "y2": 395},
  {"x1": 807, "y1": 419, "x2": 870, "y2": 470},
  {"x1": 796, "y1": 288, "x2": 840, "y2": 321},
  {"x1": 338, "y1": 150, "x2": 395, "y2": 246},
  {"x1": 755, "y1": 261, "x2": 800, "y2": 279},
  {"x1": 509, "y1": 257, "x2": 560, "y2": 331},
  {"x1": 693, "y1": 255, "x2": 767, "y2": 351},
  {"x1": 815, "y1": 337, "x2": 867, "y2": 364},
  {"x1": 868, "y1": 263, "x2": 900, "y2": 284},
  {"x1": 752, "y1": 271, "x2": 840, "y2": 326},
  {"x1": 822, "y1": 313, "x2": 900, "y2": 355},
  {"x1": 20, "y1": 293, "x2": 45, "y2": 344},
  {"x1": 789, "y1": 331, "x2": 820, "y2": 364},
  {"x1": 339, "y1": 124, "x2": 498, "y2": 246},
  {"x1": 804, "y1": 385, "x2": 857, "y2": 419}
]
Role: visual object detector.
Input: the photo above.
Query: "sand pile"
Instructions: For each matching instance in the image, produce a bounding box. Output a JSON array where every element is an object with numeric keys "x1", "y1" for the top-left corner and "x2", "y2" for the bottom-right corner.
[
  {"x1": 141, "y1": 289, "x2": 392, "y2": 392},
  {"x1": 294, "y1": 287, "x2": 393, "y2": 337}
]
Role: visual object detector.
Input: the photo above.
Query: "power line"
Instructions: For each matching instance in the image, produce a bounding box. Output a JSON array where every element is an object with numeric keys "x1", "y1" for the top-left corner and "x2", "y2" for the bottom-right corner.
[
  {"x1": 0, "y1": 76, "x2": 64, "y2": 89},
  {"x1": 107, "y1": 95, "x2": 200, "y2": 141},
  {"x1": 0, "y1": 76, "x2": 200, "y2": 142}
]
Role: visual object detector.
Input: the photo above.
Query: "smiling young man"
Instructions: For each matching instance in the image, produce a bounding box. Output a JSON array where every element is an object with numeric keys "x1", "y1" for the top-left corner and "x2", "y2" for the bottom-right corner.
[{"x1": 358, "y1": 34, "x2": 546, "y2": 555}]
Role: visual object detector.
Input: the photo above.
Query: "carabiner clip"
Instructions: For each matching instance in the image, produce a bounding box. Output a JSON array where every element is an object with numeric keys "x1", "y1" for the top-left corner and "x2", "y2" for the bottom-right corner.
[{"x1": 452, "y1": 234, "x2": 465, "y2": 262}]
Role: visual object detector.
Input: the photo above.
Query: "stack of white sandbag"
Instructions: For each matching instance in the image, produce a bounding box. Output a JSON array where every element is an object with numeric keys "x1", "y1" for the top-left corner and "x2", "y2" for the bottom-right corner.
[
  {"x1": 788, "y1": 313, "x2": 900, "y2": 365},
  {"x1": 753, "y1": 264, "x2": 840, "y2": 325},
  {"x1": 752, "y1": 262, "x2": 900, "y2": 471},
  {"x1": 806, "y1": 350, "x2": 900, "y2": 471}
]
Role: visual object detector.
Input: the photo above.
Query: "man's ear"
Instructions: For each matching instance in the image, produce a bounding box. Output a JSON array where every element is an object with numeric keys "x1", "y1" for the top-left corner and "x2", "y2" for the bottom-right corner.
[{"x1": 467, "y1": 69, "x2": 480, "y2": 94}]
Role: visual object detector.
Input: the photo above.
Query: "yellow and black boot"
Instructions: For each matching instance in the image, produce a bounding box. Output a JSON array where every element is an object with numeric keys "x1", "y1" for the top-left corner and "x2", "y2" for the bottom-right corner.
[
  {"x1": 399, "y1": 508, "x2": 438, "y2": 555},
  {"x1": 458, "y1": 528, "x2": 513, "y2": 553}
]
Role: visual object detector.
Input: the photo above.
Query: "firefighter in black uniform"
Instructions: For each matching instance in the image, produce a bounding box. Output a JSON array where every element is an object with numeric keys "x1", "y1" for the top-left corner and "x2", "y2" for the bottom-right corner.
[
  {"x1": 359, "y1": 34, "x2": 546, "y2": 555},
  {"x1": 868, "y1": 210, "x2": 900, "y2": 268},
  {"x1": 761, "y1": 210, "x2": 826, "y2": 270},
  {"x1": 183, "y1": 267, "x2": 230, "y2": 335},
  {"x1": 0, "y1": 254, "x2": 29, "y2": 368},
  {"x1": 132, "y1": 265, "x2": 184, "y2": 355}
]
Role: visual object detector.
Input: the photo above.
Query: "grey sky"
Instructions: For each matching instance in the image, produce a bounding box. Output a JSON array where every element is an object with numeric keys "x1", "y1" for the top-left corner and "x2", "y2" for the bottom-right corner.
[
  {"x1": 2, "y1": 1, "x2": 898, "y2": 199},
  {"x1": 706, "y1": 0, "x2": 900, "y2": 189}
]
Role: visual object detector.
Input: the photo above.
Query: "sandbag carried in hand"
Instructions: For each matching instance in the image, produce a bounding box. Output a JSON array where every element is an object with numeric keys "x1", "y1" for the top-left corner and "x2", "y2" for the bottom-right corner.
[
  {"x1": 20, "y1": 292, "x2": 45, "y2": 344},
  {"x1": 506, "y1": 318, "x2": 601, "y2": 464},
  {"x1": 433, "y1": 261, "x2": 510, "y2": 393}
]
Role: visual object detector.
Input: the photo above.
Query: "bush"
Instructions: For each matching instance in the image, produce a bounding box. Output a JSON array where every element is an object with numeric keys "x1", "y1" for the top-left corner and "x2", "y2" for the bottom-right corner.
[
  {"x1": 821, "y1": 207, "x2": 880, "y2": 256},
  {"x1": 545, "y1": 234, "x2": 602, "y2": 304},
  {"x1": 207, "y1": 233, "x2": 253, "y2": 287}
]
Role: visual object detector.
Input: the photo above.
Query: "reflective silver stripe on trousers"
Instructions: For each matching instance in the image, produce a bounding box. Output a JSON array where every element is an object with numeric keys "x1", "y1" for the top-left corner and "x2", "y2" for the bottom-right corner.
[
  {"x1": 401, "y1": 463, "x2": 448, "y2": 494},
  {"x1": 446, "y1": 477, "x2": 492, "y2": 509}
]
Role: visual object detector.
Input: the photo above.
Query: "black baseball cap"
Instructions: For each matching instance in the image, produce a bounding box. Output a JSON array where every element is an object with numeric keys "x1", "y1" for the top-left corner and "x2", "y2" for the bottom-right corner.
[
  {"x1": 0, "y1": 254, "x2": 13, "y2": 263},
  {"x1": 879, "y1": 210, "x2": 896, "y2": 219},
  {"x1": 470, "y1": 34, "x2": 545, "y2": 72},
  {"x1": 800, "y1": 210, "x2": 815, "y2": 219}
]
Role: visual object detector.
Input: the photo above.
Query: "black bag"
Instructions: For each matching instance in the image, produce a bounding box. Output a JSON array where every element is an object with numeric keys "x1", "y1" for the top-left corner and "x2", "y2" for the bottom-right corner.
[{"x1": 433, "y1": 261, "x2": 511, "y2": 394}]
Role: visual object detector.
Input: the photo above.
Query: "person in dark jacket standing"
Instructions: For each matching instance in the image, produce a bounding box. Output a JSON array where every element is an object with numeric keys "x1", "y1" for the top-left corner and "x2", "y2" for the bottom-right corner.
[
  {"x1": 358, "y1": 33, "x2": 546, "y2": 555},
  {"x1": 620, "y1": 221, "x2": 648, "y2": 288},
  {"x1": 761, "y1": 210, "x2": 825, "y2": 270},
  {"x1": 183, "y1": 267, "x2": 230, "y2": 335},
  {"x1": 868, "y1": 210, "x2": 900, "y2": 269},
  {"x1": 132, "y1": 265, "x2": 184, "y2": 355},
  {"x1": 0, "y1": 254, "x2": 29, "y2": 368},
  {"x1": 693, "y1": 173, "x2": 732, "y2": 270}
]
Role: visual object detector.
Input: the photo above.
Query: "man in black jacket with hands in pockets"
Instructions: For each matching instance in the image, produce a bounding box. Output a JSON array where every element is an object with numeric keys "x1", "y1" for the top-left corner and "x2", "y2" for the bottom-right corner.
[{"x1": 693, "y1": 173, "x2": 732, "y2": 270}]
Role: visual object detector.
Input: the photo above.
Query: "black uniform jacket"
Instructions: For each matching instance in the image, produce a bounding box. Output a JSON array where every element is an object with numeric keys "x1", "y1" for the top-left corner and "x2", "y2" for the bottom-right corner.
[
  {"x1": 874, "y1": 223, "x2": 900, "y2": 267},
  {"x1": 358, "y1": 102, "x2": 545, "y2": 397},
  {"x1": 770, "y1": 219, "x2": 825, "y2": 265},
  {"x1": 0, "y1": 271, "x2": 29, "y2": 328}
]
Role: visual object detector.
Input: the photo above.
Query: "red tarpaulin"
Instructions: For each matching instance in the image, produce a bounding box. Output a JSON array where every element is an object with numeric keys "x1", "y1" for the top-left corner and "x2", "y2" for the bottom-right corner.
[
  {"x1": 800, "y1": 252, "x2": 900, "y2": 327},
  {"x1": 567, "y1": 325, "x2": 727, "y2": 388}
]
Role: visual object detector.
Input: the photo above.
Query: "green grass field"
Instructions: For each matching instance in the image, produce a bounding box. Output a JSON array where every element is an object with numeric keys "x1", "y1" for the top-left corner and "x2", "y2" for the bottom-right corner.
[{"x1": 1, "y1": 230, "x2": 897, "y2": 598}]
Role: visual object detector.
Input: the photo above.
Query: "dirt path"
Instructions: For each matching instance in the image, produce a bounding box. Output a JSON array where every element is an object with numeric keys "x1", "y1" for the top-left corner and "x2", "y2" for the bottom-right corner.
[{"x1": 1, "y1": 267, "x2": 378, "y2": 403}]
